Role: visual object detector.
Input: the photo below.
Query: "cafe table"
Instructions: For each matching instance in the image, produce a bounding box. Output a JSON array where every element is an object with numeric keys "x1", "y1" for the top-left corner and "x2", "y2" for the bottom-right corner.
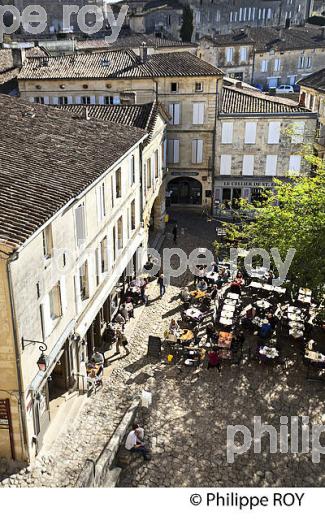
[
  {"x1": 223, "y1": 303, "x2": 236, "y2": 312},
  {"x1": 184, "y1": 307, "x2": 204, "y2": 320},
  {"x1": 256, "y1": 299, "x2": 272, "y2": 310},
  {"x1": 227, "y1": 292, "x2": 240, "y2": 301}
]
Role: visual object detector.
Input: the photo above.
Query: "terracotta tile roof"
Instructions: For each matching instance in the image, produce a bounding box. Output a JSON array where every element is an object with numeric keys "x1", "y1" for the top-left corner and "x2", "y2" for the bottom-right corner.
[
  {"x1": 202, "y1": 26, "x2": 325, "y2": 52},
  {"x1": 298, "y1": 68, "x2": 325, "y2": 92},
  {"x1": 59, "y1": 101, "x2": 169, "y2": 145},
  {"x1": 221, "y1": 86, "x2": 313, "y2": 114},
  {"x1": 77, "y1": 34, "x2": 197, "y2": 51},
  {"x1": 18, "y1": 49, "x2": 223, "y2": 80},
  {"x1": 0, "y1": 94, "x2": 146, "y2": 250}
]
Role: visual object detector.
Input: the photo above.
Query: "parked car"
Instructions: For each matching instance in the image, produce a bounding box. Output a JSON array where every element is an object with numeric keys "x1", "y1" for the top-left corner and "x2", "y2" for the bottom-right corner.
[{"x1": 275, "y1": 85, "x2": 294, "y2": 94}]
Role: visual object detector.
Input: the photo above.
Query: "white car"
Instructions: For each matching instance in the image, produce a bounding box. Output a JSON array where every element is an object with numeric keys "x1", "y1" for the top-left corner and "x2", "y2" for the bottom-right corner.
[{"x1": 275, "y1": 85, "x2": 294, "y2": 94}]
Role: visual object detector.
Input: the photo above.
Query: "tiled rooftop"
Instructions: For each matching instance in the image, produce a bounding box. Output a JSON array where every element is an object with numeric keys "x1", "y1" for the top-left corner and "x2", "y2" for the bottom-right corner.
[
  {"x1": 0, "y1": 94, "x2": 146, "y2": 250},
  {"x1": 18, "y1": 50, "x2": 223, "y2": 80},
  {"x1": 298, "y1": 68, "x2": 325, "y2": 92},
  {"x1": 221, "y1": 86, "x2": 313, "y2": 114},
  {"x1": 77, "y1": 34, "x2": 196, "y2": 51}
]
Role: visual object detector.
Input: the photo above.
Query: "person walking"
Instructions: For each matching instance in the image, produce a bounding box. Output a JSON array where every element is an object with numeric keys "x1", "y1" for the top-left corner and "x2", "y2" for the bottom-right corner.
[
  {"x1": 172, "y1": 223, "x2": 178, "y2": 244},
  {"x1": 157, "y1": 273, "x2": 166, "y2": 297},
  {"x1": 115, "y1": 328, "x2": 128, "y2": 355}
]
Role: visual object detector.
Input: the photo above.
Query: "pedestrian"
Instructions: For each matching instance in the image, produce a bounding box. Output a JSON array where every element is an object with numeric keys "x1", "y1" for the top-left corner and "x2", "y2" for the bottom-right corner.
[
  {"x1": 119, "y1": 303, "x2": 129, "y2": 322},
  {"x1": 140, "y1": 283, "x2": 148, "y2": 305},
  {"x1": 172, "y1": 223, "x2": 178, "y2": 244},
  {"x1": 157, "y1": 273, "x2": 166, "y2": 297},
  {"x1": 114, "y1": 312, "x2": 126, "y2": 331},
  {"x1": 125, "y1": 424, "x2": 150, "y2": 461},
  {"x1": 207, "y1": 348, "x2": 221, "y2": 371},
  {"x1": 115, "y1": 328, "x2": 128, "y2": 355}
]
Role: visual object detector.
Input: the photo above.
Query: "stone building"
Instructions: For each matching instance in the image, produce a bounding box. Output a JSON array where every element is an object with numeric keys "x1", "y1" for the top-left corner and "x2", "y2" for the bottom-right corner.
[
  {"x1": 0, "y1": 93, "x2": 166, "y2": 463},
  {"x1": 215, "y1": 84, "x2": 317, "y2": 207},
  {"x1": 198, "y1": 25, "x2": 325, "y2": 90},
  {"x1": 198, "y1": 31, "x2": 255, "y2": 83},
  {"x1": 298, "y1": 68, "x2": 325, "y2": 157},
  {"x1": 17, "y1": 48, "x2": 224, "y2": 209},
  {"x1": 124, "y1": 0, "x2": 184, "y2": 39},
  {"x1": 76, "y1": 33, "x2": 197, "y2": 54},
  {"x1": 188, "y1": 0, "x2": 312, "y2": 40}
]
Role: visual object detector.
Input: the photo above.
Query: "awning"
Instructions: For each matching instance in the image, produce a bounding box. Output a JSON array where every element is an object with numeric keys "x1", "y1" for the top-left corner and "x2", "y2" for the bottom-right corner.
[{"x1": 29, "y1": 319, "x2": 76, "y2": 394}]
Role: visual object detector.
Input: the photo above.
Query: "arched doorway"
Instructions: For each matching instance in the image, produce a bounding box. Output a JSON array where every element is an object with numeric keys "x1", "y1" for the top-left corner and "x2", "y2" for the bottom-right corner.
[{"x1": 167, "y1": 177, "x2": 202, "y2": 205}]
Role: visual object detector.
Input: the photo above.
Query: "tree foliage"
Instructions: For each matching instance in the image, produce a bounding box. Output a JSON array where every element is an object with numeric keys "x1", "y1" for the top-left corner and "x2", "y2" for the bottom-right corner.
[
  {"x1": 180, "y1": 4, "x2": 193, "y2": 42},
  {"x1": 215, "y1": 154, "x2": 325, "y2": 297}
]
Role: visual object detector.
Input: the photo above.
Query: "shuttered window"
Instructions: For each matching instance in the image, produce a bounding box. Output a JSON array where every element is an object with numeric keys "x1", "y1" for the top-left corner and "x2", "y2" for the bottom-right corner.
[
  {"x1": 75, "y1": 203, "x2": 86, "y2": 247},
  {"x1": 242, "y1": 155, "x2": 254, "y2": 176},
  {"x1": 265, "y1": 155, "x2": 278, "y2": 176},
  {"x1": 291, "y1": 121, "x2": 305, "y2": 143},
  {"x1": 192, "y1": 102, "x2": 205, "y2": 124},
  {"x1": 244, "y1": 122, "x2": 257, "y2": 144},
  {"x1": 220, "y1": 155, "x2": 232, "y2": 175},
  {"x1": 289, "y1": 155, "x2": 302, "y2": 173},
  {"x1": 268, "y1": 121, "x2": 281, "y2": 144},
  {"x1": 192, "y1": 139, "x2": 203, "y2": 164},
  {"x1": 169, "y1": 103, "x2": 180, "y2": 125},
  {"x1": 167, "y1": 139, "x2": 180, "y2": 163},
  {"x1": 221, "y1": 122, "x2": 233, "y2": 144}
]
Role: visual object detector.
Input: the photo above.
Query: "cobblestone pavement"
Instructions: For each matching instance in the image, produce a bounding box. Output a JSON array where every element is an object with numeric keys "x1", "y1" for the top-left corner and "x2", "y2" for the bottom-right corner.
[{"x1": 1, "y1": 209, "x2": 325, "y2": 487}]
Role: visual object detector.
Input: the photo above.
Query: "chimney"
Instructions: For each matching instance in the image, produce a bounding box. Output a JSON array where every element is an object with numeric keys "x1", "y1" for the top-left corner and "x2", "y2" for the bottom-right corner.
[
  {"x1": 139, "y1": 42, "x2": 148, "y2": 63},
  {"x1": 12, "y1": 47, "x2": 25, "y2": 68},
  {"x1": 83, "y1": 106, "x2": 90, "y2": 121}
]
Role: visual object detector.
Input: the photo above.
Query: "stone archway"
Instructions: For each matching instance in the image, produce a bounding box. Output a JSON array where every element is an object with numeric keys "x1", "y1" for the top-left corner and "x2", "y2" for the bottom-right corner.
[{"x1": 167, "y1": 177, "x2": 202, "y2": 205}]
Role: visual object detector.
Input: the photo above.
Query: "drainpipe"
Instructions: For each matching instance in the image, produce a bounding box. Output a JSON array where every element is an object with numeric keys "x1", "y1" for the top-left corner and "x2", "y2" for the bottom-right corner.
[
  {"x1": 6, "y1": 251, "x2": 29, "y2": 462},
  {"x1": 210, "y1": 79, "x2": 219, "y2": 216}
]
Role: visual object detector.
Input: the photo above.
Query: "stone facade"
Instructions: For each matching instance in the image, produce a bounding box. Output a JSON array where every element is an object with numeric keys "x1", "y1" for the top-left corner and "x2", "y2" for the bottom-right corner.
[
  {"x1": 298, "y1": 72, "x2": 325, "y2": 158},
  {"x1": 215, "y1": 110, "x2": 317, "y2": 207},
  {"x1": 188, "y1": 0, "x2": 311, "y2": 40},
  {"x1": 0, "y1": 105, "x2": 167, "y2": 462}
]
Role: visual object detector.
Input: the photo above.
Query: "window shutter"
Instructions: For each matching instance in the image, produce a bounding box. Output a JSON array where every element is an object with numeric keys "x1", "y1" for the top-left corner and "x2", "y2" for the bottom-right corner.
[
  {"x1": 96, "y1": 187, "x2": 102, "y2": 223},
  {"x1": 51, "y1": 96, "x2": 59, "y2": 105},
  {"x1": 192, "y1": 140, "x2": 197, "y2": 163},
  {"x1": 75, "y1": 96, "x2": 81, "y2": 104},
  {"x1": 43, "y1": 96, "x2": 50, "y2": 105},
  {"x1": 268, "y1": 121, "x2": 281, "y2": 144},
  {"x1": 198, "y1": 103, "x2": 204, "y2": 124},
  {"x1": 90, "y1": 95, "x2": 96, "y2": 104},
  {"x1": 75, "y1": 204, "x2": 86, "y2": 246},
  {"x1": 193, "y1": 103, "x2": 199, "y2": 124},
  {"x1": 289, "y1": 155, "x2": 301, "y2": 173},
  {"x1": 265, "y1": 155, "x2": 278, "y2": 176},
  {"x1": 167, "y1": 140, "x2": 173, "y2": 163},
  {"x1": 41, "y1": 294, "x2": 52, "y2": 338},
  {"x1": 197, "y1": 139, "x2": 203, "y2": 163},
  {"x1": 67, "y1": 96, "x2": 73, "y2": 104},
  {"x1": 245, "y1": 122, "x2": 257, "y2": 144},
  {"x1": 222, "y1": 122, "x2": 233, "y2": 144},
  {"x1": 174, "y1": 103, "x2": 180, "y2": 124},
  {"x1": 220, "y1": 155, "x2": 232, "y2": 175},
  {"x1": 174, "y1": 140, "x2": 180, "y2": 163},
  {"x1": 98, "y1": 96, "x2": 104, "y2": 104},
  {"x1": 242, "y1": 155, "x2": 254, "y2": 176}
]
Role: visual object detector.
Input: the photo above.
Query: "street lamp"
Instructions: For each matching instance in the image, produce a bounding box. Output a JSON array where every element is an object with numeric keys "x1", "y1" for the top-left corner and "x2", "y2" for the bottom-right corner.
[{"x1": 22, "y1": 339, "x2": 48, "y2": 372}]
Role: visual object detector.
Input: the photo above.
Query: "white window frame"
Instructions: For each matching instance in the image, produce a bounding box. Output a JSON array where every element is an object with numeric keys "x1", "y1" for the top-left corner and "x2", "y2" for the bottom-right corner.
[
  {"x1": 192, "y1": 139, "x2": 203, "y2": 164},
  {"x1": 192, "y1": 102, "x2": 205, "y2": 124},
  {"x1": 169, "y1": 102, "x2": 180, "y2": 125}
]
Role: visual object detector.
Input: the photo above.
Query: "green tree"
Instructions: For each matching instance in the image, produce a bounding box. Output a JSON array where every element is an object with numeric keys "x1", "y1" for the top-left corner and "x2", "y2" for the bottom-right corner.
[
  {"x1": 214, "y1": 153, "x2": 325, "y2": 297},
  {"x1": 180, "y1": 4, "x2": 193, "y2": 42}
]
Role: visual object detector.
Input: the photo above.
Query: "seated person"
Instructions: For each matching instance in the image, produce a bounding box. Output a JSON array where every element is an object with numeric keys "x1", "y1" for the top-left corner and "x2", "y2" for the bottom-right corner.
[
  {"x1": 207, "y1": 348, "x2": 221, "y2": 371},
  {"x1": 206, "y1": 322, "x2": 217, "y2": 341},
  {"x1": 197, "y1": 279, "x2": 208, "y2": 292},
  {"x1": 235, "y1": 271, "x2": 245, "y2": 285},
  {"x1": 120, "y1": 303, "x2": 130, "y2": 322},
  {"x1": 259, "y1": 320, "x2": 272, "y2": 339},
  {"x1": 169, "y1": 318, "x2": 180, "y2": 334},
  {"x1": 267, "y1": 313, "x2": 277, "y2": 329},
  {"x1": 91, "y1": 351, "x2": 105, "y2": 365},
  {"x1": 229, "y1": 280, "x2": 242, "y2": 295}
]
